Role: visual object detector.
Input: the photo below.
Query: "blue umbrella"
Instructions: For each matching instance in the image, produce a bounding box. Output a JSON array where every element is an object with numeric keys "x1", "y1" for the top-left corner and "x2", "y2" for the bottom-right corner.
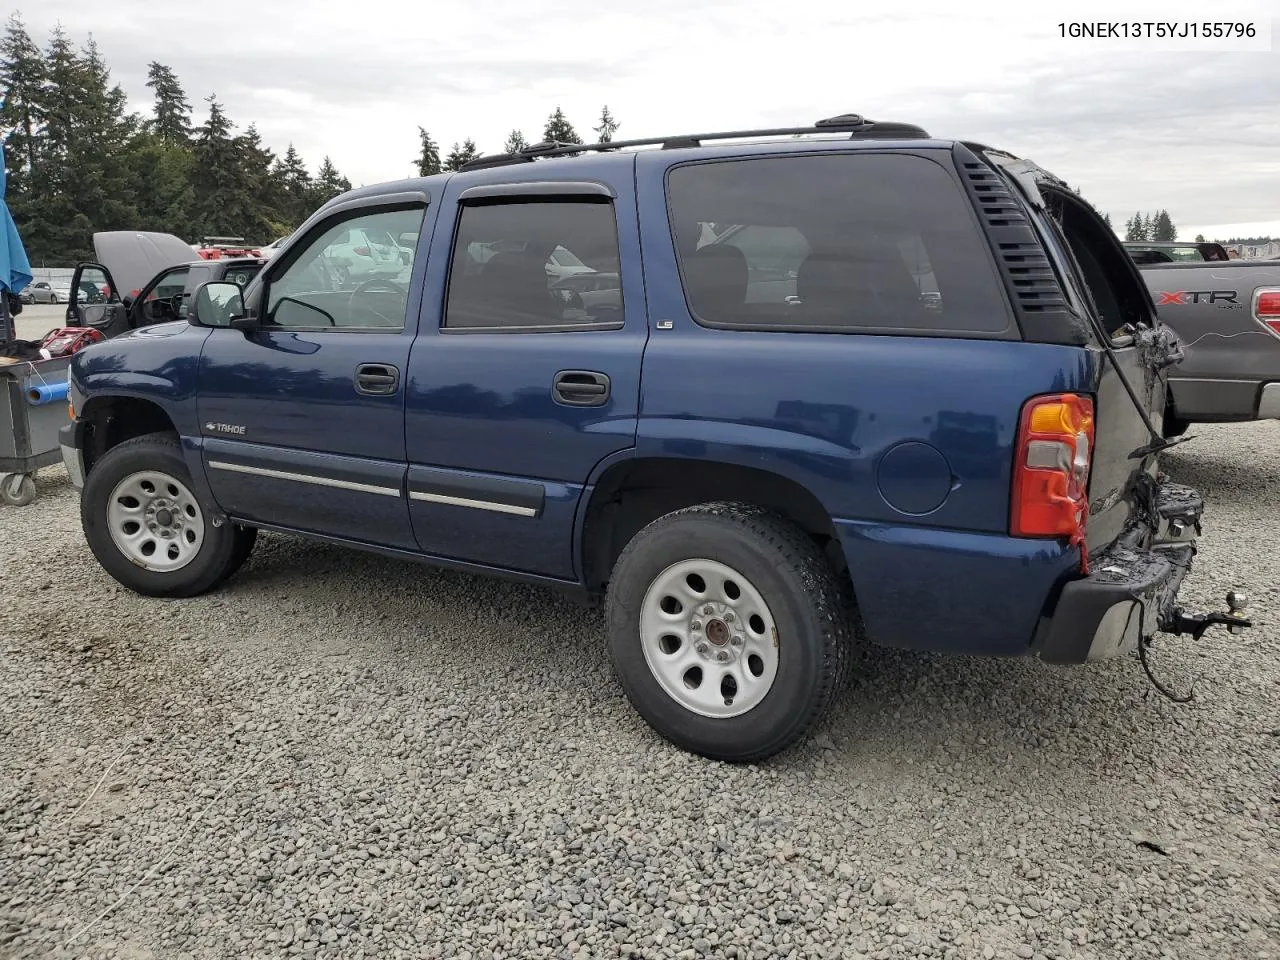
[{"x1": 0, "y1": 139, "x2": 33, "y2": 346}]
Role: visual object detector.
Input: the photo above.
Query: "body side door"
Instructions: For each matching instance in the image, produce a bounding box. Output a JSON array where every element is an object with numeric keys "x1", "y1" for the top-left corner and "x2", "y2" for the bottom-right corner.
[
  {"x1": 403, "y1": 160, "x2": 647, "y2": 580},
  {"x1": 194, "y1": 193, "x2": 434, "y2": 548}
]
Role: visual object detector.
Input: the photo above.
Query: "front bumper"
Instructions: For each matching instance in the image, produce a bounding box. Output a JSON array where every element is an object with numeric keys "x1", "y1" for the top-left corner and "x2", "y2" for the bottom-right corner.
[
  {"x1": 59, "y1": 422, "x2": 86, "y2": 490},
  {"x1": 1035, "y1": 482, "x2": 1203, "y2": 664}
]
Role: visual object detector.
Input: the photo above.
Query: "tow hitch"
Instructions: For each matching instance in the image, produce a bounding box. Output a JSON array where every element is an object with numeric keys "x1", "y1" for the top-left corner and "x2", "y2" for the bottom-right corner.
[
  {"x1": 1166, "y1": 590, "x2": 1253, "y2": 640},
  {"x1": 1141, "y1": 592, "x2": 1252, "y2": 702}
]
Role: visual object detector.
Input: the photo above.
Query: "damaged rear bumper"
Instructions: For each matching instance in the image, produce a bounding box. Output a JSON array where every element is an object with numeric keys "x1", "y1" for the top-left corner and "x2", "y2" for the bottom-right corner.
[{"x1": 1034, "y1": 481, "x2": 1214, "y2": 664}]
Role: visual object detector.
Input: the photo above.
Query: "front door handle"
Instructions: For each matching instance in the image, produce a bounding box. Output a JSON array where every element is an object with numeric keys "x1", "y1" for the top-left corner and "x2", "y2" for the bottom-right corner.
[
  {"x1": 355, "y1": 363, "x2": 399, "y2": 396},
  {"x1": 553, "y1": 370, "x2": 610, "y2": 407}
]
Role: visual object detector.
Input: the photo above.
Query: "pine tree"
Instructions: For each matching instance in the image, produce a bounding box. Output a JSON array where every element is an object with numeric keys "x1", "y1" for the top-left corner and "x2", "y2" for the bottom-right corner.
[
  {"x1": 444, "y1": 139, "x2": 480, "y2": 171},
  {"x1": 1151, "y1": 209, "x2": 1176, "y2": 242},
  {"x1": 272, "y1": 144, "x2": 312, "y2": 226},
  {"x1": 503, "y1": 129, "x2": 528, "y2": 154},
  {"x1": 237, "y1": 124, "x2": 280, "y2": 235},
  {"x1": 191, "y1": 95, "x2": 258, "y2": 240},
  {"x1": 415, "y1": 127, "x2": 441, "y2": 176},
  {"x1": 145, "y1": 61, "x2": 192, "y2": 146},
  {"x1": 1102, "y1": 213, "x2": 1112, "y2": 230},
  {"x1": 311, "y1": 156, "x2": 351, "y2": 205},
  {"x1": 1124, "y1": 214, "x2": 1145, "y2": 242},
  {"x1": 593, "y1": 105, "x2": 619, "y2": 143},
  {"x1": 0, "y1": 14, "x2": 45, "y2": 194},
  {"x1": 543, "y1": 107, "x2": 581, "y2": 144}
]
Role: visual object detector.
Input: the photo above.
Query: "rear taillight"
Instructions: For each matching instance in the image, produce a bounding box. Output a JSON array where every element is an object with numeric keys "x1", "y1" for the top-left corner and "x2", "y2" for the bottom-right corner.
[
  {"x1": 354, "y1": 246, "x2": 371, "y2": 257},
  {"x1": 1255, "y1": 288, "x2": 1280, "y2": 336},
  {"x1": 1011, "y1": 393, "x2": 1095, "y2": 568}
]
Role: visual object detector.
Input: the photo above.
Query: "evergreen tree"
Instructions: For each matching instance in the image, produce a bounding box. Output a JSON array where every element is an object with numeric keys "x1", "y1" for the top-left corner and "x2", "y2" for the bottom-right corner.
[
  {"x1": 543, "y1": 106, "x2": 581, "y2": 144},
  {"x1": 1102, "y1": 213, "x2": 1112, "y2": 230},
  {"x1": 502, "y1": 129, "x2": 528, "y2": 154},
  {"x1": 0, "y1": 14, "x2": 45, "y2": 194},
  {"x1": 311, "y1": 155, "x2": 351, "y2": 205},
  {"x1": 1124, "y1": 214, "x2": 1144, "y2": 242},
  {"x1": 190, "y1": 95, "x2": 258, "y2": 240},
  {"x1": 237, "y1": 123, "x2": 281, "y2": 233},
  {"x1": 272, "y1": 143, "x2": 312, "y2": 228},
  {"x1": 1151, "y1": 209, "x2": 1176, "y2": 242},
  {"x1": 24, "y1": 32, "x2": 140, "y2": 261},
  {"x1": 444, "y1": 139, "x2": 480, "y2": 171},
  {"x1": 415, "y1": 127, "x2": 441, "y2": 176},
  {"x1": 144, "y1": 61, "x2": 192, "y2": 146},
  {"x1": 593, "y1": 105, "x2": 619, "y2": 143}
]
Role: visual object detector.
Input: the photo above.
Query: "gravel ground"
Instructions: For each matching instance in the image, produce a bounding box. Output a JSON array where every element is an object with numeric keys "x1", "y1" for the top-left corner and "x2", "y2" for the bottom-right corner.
[{"x1": 1, "y1": 423, "x2": 1277, "y2": 960}]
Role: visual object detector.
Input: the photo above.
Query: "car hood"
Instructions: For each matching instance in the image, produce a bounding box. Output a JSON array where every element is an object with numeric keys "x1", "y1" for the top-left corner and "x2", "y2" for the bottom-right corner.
[{"x1": 92, "y1": 231, "x2": 197, "y2": 299}]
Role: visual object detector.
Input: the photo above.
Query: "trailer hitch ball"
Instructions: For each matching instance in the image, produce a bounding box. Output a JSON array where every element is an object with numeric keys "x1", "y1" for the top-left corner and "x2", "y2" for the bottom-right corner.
[{"x1": 1226, "y1": 591, "x2": 1249, "y2": 634}]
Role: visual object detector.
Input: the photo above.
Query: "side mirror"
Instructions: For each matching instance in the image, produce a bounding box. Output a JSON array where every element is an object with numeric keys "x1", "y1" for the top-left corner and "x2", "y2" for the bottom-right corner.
[{"x1": 190, "y1": 281, "x2": 252, "y2": 329}]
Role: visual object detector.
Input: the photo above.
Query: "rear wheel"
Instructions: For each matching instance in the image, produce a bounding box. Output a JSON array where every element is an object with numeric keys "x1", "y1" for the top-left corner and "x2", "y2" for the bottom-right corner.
[
  {"x1": 606, "y1": 502, "x2": 849, "y2": 762},
  {"x1": 81, "y1": 433, "x2": 245, "y2": 597}
]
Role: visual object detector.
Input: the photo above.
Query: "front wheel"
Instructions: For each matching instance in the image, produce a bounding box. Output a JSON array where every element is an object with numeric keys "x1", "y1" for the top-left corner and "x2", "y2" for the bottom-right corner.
[
  {"x1": 49, "y1": 293, "x2": 60, "y2": 304},
  {"x1": 81, "y1": 433, "x2": 248, "y2": 597},
  {"x1": 606, "y1": 502, "x2": 850, "y2": 762}
]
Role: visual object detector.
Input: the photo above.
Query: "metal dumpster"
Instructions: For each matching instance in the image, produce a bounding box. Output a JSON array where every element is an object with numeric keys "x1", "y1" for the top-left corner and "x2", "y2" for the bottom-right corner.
[{"x1": 0, "y1": 356, "x2": 71, "y2": 505}]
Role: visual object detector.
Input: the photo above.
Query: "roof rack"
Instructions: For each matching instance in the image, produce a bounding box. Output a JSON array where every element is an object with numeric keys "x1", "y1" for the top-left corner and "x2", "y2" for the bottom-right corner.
[{"x1": 460, "y1": 113, "x2": 931, "y2": 171}]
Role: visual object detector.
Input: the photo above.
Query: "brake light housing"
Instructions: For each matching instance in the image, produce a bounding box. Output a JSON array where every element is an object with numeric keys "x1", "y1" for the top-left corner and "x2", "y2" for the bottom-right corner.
[
  {"x1": 1011, "y1": 393, "x2": 1095, "y2": 567},
  {"x1": 1254, "y1": 288, "x2": 1280, "y2": 336}
]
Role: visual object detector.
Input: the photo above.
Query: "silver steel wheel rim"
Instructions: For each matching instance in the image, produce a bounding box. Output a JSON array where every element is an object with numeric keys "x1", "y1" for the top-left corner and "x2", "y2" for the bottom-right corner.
[
  {"x1": 106, "y1": 470, "x2": 206, "y2": 572},
  {"x1": 639, "y1": 558, "x2": 780, "y2": 719}
]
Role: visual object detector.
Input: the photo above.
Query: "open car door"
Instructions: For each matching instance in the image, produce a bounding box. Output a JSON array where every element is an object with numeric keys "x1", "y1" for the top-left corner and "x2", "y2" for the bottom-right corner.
[{"x1": 65, "y1": 262, "x2": 129, "y2": 339}]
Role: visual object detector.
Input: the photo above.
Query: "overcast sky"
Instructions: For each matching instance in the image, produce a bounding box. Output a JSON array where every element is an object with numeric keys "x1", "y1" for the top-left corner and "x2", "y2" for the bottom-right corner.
[{"x1": 23, "y1": 0, "x2": 1280, "y2": 240}]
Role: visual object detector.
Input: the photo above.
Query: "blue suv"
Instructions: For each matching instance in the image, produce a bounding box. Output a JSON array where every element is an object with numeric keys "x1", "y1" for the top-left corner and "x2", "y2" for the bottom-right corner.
[{"x1": 59, "y1": 114, "x2": 1248, "y2": 761}]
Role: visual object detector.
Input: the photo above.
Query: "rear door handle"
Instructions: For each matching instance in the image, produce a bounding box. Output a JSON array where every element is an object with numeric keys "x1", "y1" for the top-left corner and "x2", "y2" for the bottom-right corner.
[
  {"x1": 355, "y1": 363, "x2": 400, "y2": 396},
  {"x1": 553, "y1": 370, "x2": 610, "y2": 407}
]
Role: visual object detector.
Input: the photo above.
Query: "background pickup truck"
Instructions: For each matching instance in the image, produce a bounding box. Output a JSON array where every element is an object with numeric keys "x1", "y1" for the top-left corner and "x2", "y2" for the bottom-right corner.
[{"x1": 1131, "y1": 257, "x2": 1280, "y2": 435}]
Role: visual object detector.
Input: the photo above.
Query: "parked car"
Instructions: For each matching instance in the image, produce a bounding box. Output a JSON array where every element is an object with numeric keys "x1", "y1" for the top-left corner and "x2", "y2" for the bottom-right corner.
[
  {"x1": 321, "y1": 225, "x2": 411, "y2": 286},
  {"x1": 258, "y1": 236, "x2": 290, "y2": 260},
  {"x1": 20, "y1": 280, "x2": 73, "y2": 304},
  {"x1": 1131, "y1": 257, "x2": 1280, "y2": 435},
  {"x1": 65, "y1": 231, "x2": 267, "y2": 340},
  {"x1": 59, "y1": 113, "x2": 1249, "y2": 762}
]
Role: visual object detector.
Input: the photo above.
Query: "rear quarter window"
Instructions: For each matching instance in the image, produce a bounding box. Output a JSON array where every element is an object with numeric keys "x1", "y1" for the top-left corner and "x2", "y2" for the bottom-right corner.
[{"x1": 667, "y1": 152, "x2": 1013, "y2": 336}]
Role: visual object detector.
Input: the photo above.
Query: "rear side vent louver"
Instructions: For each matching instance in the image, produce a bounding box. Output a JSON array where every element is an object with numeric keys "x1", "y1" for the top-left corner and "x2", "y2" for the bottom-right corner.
[{"x1": 954, "y1": 144, "x2": 1089, "y2": 346}]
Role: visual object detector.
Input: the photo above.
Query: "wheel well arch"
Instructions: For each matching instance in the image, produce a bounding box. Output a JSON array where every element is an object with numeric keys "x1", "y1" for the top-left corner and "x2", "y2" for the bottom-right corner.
[
  {"x1": 79, "y1": 395, "x2": 178, "y2": 475},
  {"x1": 580, "y1": 457, "x2": 847, "y2": 592}
]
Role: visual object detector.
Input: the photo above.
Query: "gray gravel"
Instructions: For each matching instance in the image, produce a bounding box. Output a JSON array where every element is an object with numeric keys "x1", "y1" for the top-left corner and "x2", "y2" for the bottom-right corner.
[{"x1": 1, "y1": 422, "x2": 1278, "y2": 960}]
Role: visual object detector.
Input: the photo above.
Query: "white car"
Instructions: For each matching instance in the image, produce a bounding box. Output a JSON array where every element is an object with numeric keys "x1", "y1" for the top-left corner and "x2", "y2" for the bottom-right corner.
[
  {"x1": 21, "y1": 280, "x2": 72, "y2": 304},
  {"x1": 323, "y1": 226, "x2": 410, "y2": 285}
]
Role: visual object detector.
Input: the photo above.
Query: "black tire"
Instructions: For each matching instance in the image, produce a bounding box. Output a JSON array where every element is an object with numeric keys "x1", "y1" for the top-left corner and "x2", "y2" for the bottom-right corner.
[
  {"x1": 606, "y1": 502, "x2": 850, "y2": 762},
  {"x1": 214, "y1": 525, "x2": 259, "y2": 587},
  {"x1": 1163, "y1": 411, "x2": 1190, "y2": 439},
  {"x1": 81, "y1": 433, "x2": 241, "y2": 598}
]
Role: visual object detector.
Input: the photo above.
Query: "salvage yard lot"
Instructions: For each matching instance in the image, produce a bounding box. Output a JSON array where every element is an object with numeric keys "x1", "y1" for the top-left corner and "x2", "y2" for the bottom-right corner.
[{"x1": 1, "y1": 425, "x2": 1277, "y2": 960}]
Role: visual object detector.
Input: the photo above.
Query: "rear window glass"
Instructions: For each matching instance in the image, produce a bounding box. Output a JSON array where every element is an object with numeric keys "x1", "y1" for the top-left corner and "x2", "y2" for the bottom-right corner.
[{"x1": 667, "y1": 153, "x2": 1011, "y2": 335}]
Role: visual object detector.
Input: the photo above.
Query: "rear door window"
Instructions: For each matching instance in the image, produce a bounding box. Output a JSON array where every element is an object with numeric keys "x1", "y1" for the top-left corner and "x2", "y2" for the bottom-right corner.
[{"x1": 667, "y1": 153, "x2": 1013, "y2": 336}]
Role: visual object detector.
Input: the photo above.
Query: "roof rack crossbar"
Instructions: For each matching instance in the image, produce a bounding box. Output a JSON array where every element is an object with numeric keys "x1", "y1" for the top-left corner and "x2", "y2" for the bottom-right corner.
[{"x1": 460, "y1": 114, "x2": 930, "y2": 171}]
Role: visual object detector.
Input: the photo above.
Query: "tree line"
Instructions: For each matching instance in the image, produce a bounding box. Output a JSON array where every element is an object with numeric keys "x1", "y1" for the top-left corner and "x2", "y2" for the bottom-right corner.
[
  {"x1": 0, "y1": 15, "x2": 360, "y2": 264},
  {"x1": 414, "y1": 104, "x2": 619, "y2": 176},
  {"x1": 0, "y1": 13, "x2": 625, "y2": 265},
  {"x1": 1122, "y1": 210, "x2": 1178, "y2": 242}
]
